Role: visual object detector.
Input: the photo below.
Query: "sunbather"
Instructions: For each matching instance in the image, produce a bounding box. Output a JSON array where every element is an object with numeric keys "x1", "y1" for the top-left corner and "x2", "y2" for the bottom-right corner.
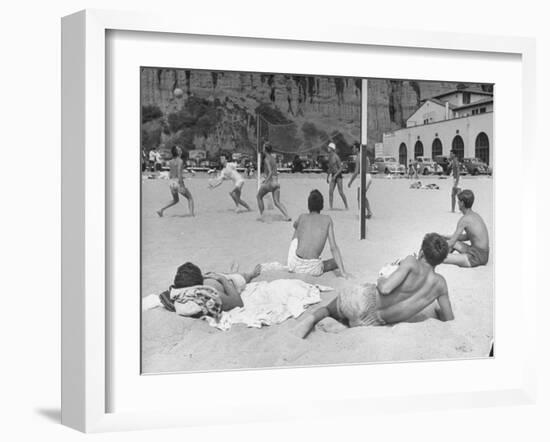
[{"x1": 293, "y1": 233, "x2": 454, "y2": 338}]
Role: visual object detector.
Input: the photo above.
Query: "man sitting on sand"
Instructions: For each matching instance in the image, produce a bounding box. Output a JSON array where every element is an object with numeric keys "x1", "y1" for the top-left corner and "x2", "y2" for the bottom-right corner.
[
  {"x1": 293, "y1": 233, "x2": 454, "y2": 338},
  {"x1": 287, "y1": 189, "x2": 350, "y2": 278},
  {"x1": 442, "y1": 189, "x2": 490, "y2": 268},
  {"x1": 159, "y1": 262, "x2": 262, "y2": 313}
]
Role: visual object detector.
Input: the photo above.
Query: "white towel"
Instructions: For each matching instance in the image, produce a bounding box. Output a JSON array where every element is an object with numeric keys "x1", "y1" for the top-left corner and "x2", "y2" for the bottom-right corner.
[{"x1": 204, "y1": 279, "x2": 332, "y2": 331}]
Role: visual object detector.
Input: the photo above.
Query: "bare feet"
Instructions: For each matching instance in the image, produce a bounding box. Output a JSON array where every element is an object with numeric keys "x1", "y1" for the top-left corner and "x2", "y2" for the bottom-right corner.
[{"x1": 366, "y1": 212, "x2": 373, "y2": 219}]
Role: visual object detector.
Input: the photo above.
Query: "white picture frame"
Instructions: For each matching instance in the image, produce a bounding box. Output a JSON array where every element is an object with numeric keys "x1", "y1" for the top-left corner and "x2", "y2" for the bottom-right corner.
[{"x1": 61, "y1": 9, "x2": 537, "y2": 433}]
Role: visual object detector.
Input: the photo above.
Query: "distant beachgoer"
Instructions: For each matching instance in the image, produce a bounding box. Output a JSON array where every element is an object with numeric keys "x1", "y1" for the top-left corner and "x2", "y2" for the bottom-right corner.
[
  {"x1": 287, "y1": 189, "x2": 349, "y2": 278},
  {"x1": 148, "y1": 147, "x2": 159, "y2": 172},
  {"x1": 208, "y1": 155, "x2": 251, "y2": 213},
  {"x1": 159, "y1": 262, "x2": 262, "y2": 313},
  {"x1": 442, "y1": 189, "x2": 490, "y2": 267},
  {"x1": 347, "y1": 144, "x2": 372, "y2": 218},
  {"x1": 450, "y1": 149, "x2": 461, "y2": 212},
  {"x1": 256, "y1": 142, "x2": 291, "y2": 221},
  {"x1": 156, "y1": 145, "x2": 195, "y2": 217},
  {"x1": 293, "y1": 233, "x2": 454, "y2": 338},
  {"x1": 326, "y1": 142, "x2": 349, "y2": 210}
]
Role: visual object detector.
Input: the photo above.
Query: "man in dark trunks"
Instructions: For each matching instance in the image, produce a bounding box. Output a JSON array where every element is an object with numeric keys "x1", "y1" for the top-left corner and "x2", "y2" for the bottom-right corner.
[{"x1": 442, "y1": 189, "x2": 490, "y2": 267}]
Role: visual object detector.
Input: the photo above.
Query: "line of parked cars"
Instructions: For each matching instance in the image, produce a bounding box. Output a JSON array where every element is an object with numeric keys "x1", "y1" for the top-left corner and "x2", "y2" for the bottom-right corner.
[{"x1": 371, "y1": 155, "x2": 490, "y2": 176}]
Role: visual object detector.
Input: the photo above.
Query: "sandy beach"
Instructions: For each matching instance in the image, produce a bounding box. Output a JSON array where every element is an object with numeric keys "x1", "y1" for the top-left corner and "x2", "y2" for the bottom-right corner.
[{"x1": 141, "y1": 173, "x2": 494, "y2": 374}]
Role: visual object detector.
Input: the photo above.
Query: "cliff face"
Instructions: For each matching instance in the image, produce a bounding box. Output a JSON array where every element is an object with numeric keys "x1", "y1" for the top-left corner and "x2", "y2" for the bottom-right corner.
[
  {"x1": 140, "y1": 68, "x2": 485, "y2": 157},
  {"x1": 141, "y1": 68, "x2": 361, "y2": 156}
]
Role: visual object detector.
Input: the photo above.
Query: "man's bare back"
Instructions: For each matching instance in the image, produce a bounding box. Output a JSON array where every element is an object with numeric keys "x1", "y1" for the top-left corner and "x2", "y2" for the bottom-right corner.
[
  {"x1": 444, "y1": 190, "x2": 489, "y2": 267},
  {"x1": 458, "y1": 211, "x2": 489, "y2": 250},
  {"x1": 293, "y1": 233, "x2": 453, "y2": 338},
  {"x1": 294, "y1": 213, "x2": 331, "y2": 259},
  {"x1": 376, "y1": 255, "x2": 448, "y2": 324}
]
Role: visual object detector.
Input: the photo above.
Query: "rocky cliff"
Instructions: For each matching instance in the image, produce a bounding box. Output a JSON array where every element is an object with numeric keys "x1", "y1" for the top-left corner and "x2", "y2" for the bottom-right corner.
[{"x1": 140, "y1": 67, "x2": 487, "y2": 157}]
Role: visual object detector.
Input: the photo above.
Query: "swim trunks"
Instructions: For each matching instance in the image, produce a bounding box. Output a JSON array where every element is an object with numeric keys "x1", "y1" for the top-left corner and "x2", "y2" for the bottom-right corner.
[
  {"x1": 336, "y1": 283, "x2": 386, "y2": 327},
  {"x1": 169, "y1": 179, "x2": 180, "y2": 192},
  {"x1": 287, "y1": 238, "x2": 324, "y2": 276},
  {"x1": 332, "y1": 171, "x2": 343, "y2": 181},
  {"x1": 464, "y1": 245, "x2": 489, "y2": 267}
]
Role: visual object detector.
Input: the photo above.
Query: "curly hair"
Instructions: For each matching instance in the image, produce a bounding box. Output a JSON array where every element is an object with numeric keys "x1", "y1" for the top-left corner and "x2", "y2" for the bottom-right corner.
[
  {"x1": 421, "y1": 233, "x2": 449, "y2": 267},
  {"x1": 173, "y1": 262, "x2": 203, "y2": 288}
]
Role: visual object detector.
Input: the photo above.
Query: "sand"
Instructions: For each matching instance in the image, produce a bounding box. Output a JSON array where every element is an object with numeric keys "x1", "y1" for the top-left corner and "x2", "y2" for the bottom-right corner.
[{"x1": 141, "y1": 173, "x2": 494, "y2": 373}]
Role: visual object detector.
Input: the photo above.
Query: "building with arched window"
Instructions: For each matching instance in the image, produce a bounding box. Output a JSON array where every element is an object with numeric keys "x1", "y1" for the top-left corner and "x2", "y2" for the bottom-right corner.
[{"x1": 381, "y1": 88, "x2": 494, "y2": 167}]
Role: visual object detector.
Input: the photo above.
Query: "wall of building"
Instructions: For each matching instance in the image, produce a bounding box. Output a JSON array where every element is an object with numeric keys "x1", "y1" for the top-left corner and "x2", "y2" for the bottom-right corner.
[
  {"x1": 382, "y1": 111, "x2": 494, "y2": 166},
  {"x1": 406, "y1": 101, "x2": 447, "y2": 127},
  {"x1": 454, "y1": 102, "x2": 494, "y2": 118}
]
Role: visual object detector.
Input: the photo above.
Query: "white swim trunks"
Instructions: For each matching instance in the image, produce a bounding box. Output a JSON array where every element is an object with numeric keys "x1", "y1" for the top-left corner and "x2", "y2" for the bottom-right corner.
[
  {"x1": 287, "y1": 238, "x2": 324, "y2": 277},
  {"x1": 169, "y1": 179, "x2": 180, "y2": 192}
]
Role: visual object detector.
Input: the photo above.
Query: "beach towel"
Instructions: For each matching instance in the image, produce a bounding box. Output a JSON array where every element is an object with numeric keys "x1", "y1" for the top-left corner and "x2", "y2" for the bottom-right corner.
[
  {"x1": 287, "y1": 238, "x2": 324, "y2": 276},
  {"x1": 204, "y1": 279, "x2": 332, "y2": 331}
]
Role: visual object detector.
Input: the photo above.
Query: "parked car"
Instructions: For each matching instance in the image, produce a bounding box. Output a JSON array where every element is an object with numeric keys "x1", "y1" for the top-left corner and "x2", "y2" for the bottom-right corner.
[
  {"x1": 415, "y1": 156, "x2": 442, "y2": 175},
  {"x1": 462, "y1": 158, "x2": 489, "y2": 175},
  {"x1": 373, "y1": 156, "x2": 406, "y2": 175}
]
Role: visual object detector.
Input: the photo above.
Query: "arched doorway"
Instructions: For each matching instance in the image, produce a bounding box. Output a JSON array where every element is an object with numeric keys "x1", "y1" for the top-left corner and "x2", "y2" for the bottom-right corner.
[
  {"x1": 452, "y1": 135, "x2": 464, "y2": 160},
  {"x1": 414, "y1": 140, "x2": 424, "y2": 159},
  {"x1": 399, "y1": 143, "x2": 407, "y2": 166},
  {"x1": 475, "y1": 132, "x2": 490, "y2": 164},
  {"x1": 432, "y1": 138, "x2": 442, "y2": 158}
]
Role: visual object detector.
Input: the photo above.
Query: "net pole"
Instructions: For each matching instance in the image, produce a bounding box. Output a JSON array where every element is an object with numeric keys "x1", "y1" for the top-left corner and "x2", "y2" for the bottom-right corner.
[
  {"x1": 360, "y1": 79, "x2": 368, "y2": 240},
  {"x1": 256, "y1": 113, "x2": 261, "y2": 190}
]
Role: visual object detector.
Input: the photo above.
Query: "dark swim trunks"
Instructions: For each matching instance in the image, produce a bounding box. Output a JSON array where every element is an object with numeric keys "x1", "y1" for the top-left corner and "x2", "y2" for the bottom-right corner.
[
  {"x1": 332, "y1": 171, "x2": 343, "y2": 181},
  {"x1": 464, "y1": 245, "x2": 489, "y2": 267}
]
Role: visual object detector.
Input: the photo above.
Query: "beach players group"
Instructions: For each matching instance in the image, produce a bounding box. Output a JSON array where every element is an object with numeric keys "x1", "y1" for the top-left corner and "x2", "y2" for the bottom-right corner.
[{"x1": 151, "y1": 141, "x2": 490, "y2": 339}]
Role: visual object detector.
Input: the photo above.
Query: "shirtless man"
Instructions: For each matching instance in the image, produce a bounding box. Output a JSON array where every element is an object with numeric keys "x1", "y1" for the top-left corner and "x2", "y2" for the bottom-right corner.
[
  {"x1": 256, "y1": 142, "x2": 291, "y2": 221},
  {"x1": 450, "y1": 149, "x2": 461, "y2": 212},
  {"x1": 442, "y1": 189, "x2": 490, "y2": 267},
  {"x1": 293, "y1": 232, "x2": 454, "y2": 338},
  {"x1": 156, "y1": 145, "x2": 195, "y2": 217},
  {"x1": 326, "y1": 142, "x2": 348, "y2": 210},
  {"x1": 208, "y1": 155, "x2": 251, "y2": 212},
  {"x1": 159, "y1": 262, "x2": 261, "y2": 312},
  {"x1": 287, "y1": 189, "x2": 349, "y2": 278},
  {"x1": 347, "y1": 144, "x2": 373, "y2": 218}
]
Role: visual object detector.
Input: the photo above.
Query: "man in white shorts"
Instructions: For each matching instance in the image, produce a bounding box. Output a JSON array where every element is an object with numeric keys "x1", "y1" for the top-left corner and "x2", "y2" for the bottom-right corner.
[
  {"x1": 287, "y1": 189, "x2": 349, "y2": 278},
  {"x1": 157, "y1": 145, "x2": 195, "y2": 217},
  {"x1": 347, "y1": 143, "x2": 373, "y2": 219},
  {"x1": 208, "y1": 155, "x2": 251, "y2": 212}
]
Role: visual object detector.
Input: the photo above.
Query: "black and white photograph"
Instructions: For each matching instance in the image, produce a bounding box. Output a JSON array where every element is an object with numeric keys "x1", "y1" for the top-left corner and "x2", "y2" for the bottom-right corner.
[{"x1": 140, "y1": 68, "x2": 494, "y2": 374}]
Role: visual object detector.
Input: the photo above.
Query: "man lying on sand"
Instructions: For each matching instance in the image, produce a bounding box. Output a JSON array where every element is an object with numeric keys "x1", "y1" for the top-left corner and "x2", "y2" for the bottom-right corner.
[
  {"x1": 159, "y1": 262, "x2": 261, "y2": 313},
  {"x1": 287, "y1": 189, "x2": 350, "y2": 278},
  {"x1": 293, "y1": 233, "x2": 454, "y2": 338},
  {"x1": 442, "y1": 189, "x2": 490, "y2": 268}
]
